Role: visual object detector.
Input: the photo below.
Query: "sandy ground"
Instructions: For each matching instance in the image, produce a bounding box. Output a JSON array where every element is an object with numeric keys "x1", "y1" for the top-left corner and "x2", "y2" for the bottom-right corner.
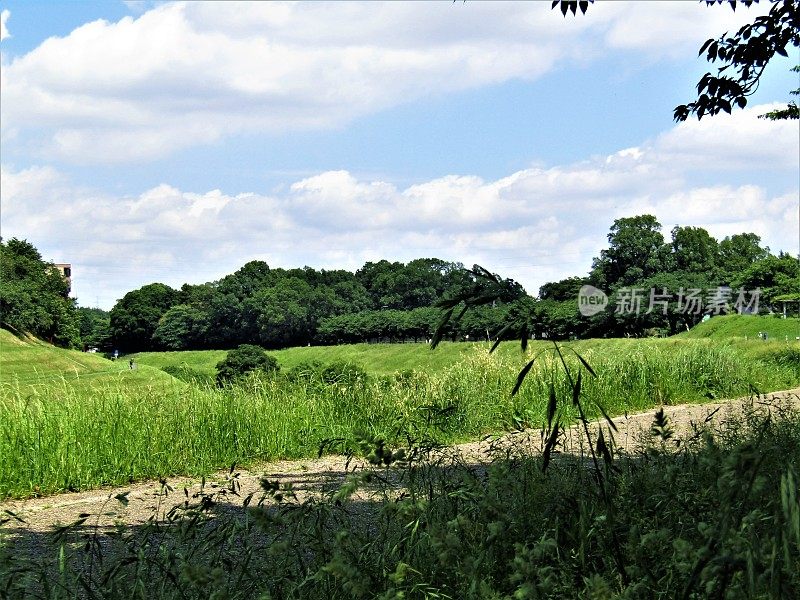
[{"x1": 2, "y1": 387, "x2": 799, "y2": 534}]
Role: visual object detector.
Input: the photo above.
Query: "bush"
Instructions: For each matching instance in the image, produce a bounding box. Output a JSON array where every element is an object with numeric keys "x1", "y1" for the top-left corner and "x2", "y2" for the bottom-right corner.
[
  {"x1": 286, "y1": 360, "x2": 325, "y2": 384},
  {"x1": 215, "y1": 344, "x2": 279, "y2": 386}
]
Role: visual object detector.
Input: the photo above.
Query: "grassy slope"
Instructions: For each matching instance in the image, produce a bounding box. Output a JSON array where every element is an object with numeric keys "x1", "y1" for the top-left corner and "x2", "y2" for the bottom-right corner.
[
  {"x1": 678, "y1": 314, "x2": 800, "y2": 341},
  {"x1": 132, "y1": 334, "x2": 800, "y2": 378},
  {"x1": 0, "y1": 329, "x2": 179, "y2": 395},
  {"x1": 131, "y1": 341, "x2": 481, "y2": 376}
]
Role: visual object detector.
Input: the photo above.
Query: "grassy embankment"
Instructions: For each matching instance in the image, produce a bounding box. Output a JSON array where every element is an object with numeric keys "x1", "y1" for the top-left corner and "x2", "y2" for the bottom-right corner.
[
  {"x1": 132, "y1": 315, "x2": 800, "y2": 375},
  {"x1": 3, "y1": 330, "x2": 800, "y2": 597},
  {"x1": 129, "y1": 341, "x2": 475, "y2": 377},
  {"x1": 678, "y1": 313, "x2": 800, "y2": 340},
  {"x1": 1, "y1": 317, "x2": 799, "y2": 499}
]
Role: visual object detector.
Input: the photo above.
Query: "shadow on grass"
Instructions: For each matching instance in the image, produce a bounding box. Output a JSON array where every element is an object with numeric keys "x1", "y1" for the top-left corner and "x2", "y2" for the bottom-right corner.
[{"x1": 2, "y1": 394, "x2": 800, "y2": 599}]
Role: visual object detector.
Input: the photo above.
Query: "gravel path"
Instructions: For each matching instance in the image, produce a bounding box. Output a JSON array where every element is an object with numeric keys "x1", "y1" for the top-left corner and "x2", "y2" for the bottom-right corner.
[{"x1": 2, "y1": 388, "x2": 798, "y2": 534}]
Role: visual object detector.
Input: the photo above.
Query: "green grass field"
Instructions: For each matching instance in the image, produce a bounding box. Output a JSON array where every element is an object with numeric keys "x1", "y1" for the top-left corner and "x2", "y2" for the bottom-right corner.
[
  {"x1": 2, "y1": 325, "x2": 800, "y2": 499},
  {"x1": 130, "y1": 315, "x2": 800, "y2": 377},
  {"x1": 130, "y1": 341, "x2": 479, "y2": 377},
  {"x1": 0, "y1": 329, "x2": 179, "y2": 396}
]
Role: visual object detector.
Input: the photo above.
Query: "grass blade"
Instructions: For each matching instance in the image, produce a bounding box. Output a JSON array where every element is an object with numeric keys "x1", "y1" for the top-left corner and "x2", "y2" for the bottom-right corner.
[{"x1": 511, "y1": 358, "x2": 536, "y2": 397}]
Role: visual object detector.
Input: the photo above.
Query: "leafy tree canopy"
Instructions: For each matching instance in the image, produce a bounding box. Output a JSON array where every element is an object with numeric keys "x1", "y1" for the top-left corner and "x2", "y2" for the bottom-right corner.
[
  {"x1": 77, "y1": 307, "x2": 111, "y2": 350},
  {"x1": 551, "y1": 0, "x2": 800, "y2": 121},
  {"x1": 590, "y1": 215, "x2": 667, "y2": 288},
  {"x1": 109, "y1": 283, "x2": 181, "y2": 352},
  {"x1": 152, "y1": 304, "x2": 211, "y2": 350},
  {"x1": 0, "y1": 238, "x2": 80, "y2": 348}
]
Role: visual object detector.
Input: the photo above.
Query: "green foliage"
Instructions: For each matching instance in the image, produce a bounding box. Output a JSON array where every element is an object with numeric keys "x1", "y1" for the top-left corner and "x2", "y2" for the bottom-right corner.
[
  {"x1": 318, "y1": 362, "x2": 369, "y2": 386},
  {"x1": 3, "y1": 334, "x2": 799, "y2": 499},
  {"x1": 110, "y1": 257, "x2": 481, "y2": 350},
  {"x1": 215, "y1": 344, "x2": 279, "y2": 386},
  {"x1": 246, "y1": 277, "x2": 312, "y2": 348},
  {"x1": 674, "y1": 0, "x2": 800, "y2": 121},
  {"x1": 734, "y1": 252, "x2": 800, "y2": 310},
  {"x1": 718, "y1": 232, "x2": 771, "y2": 284},
  {"x1": 161, "y1": 364, "x2": 215, "y2": 387},
  {"x1": 0, "y1": 238, "x2": 80, "y2": 348},
  {"x1": 109, "y1": 282, "x2": 182, "y2": 351},
  {"x1": 77, "y1": 307, "x2": 111, "y2": 349},
  {"x1": 152, "y1": 304, "x2": 211, "y2": 350},
  {"x1": 285, "y1": 360, "x2": 369, "y2": 387},
  {"x1": 591, "y1": 215, "x2": 667, "y2": 288}
]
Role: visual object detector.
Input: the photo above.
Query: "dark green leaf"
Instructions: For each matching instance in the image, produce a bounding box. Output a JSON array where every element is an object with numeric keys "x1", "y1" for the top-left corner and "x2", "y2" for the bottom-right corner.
[
  {"x1": 546, "y1": 382, "x2": 557, "y2": 429},
  {"x1": 595, "y1": 401, "x2": 619, "y2": 433},
  {"x1": 572, "y1": 370, "x2": 582, "y2": 406},
  {"x1": 511, "y1": 358, "x2": 536, "y2": 396},
  {"x1": 571, "y1": 350, "x2": 597, "y2": 377},
  {"x1": 542, "y1": 422, "x2": 559, "y2": 471},
  {"x1": 490, "y1": 322, "x2": 514, "y2": 353}
]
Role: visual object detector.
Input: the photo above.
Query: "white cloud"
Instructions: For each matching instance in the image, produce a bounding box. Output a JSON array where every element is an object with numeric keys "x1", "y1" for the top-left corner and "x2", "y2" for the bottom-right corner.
[
  {"x1": 0, "y1": 9, "x2": 10, "y2": 41},
  {"x1": 0, "y1": 1, "x2": 771, "y2": 163},
  {"x1": 595, "y1": 1, "x2": 771, "y2": 59},
  {"x1": 654, "y1": 103, "x2": 799, "y2": 171},
  {"x1": 1, "y1": 104, "x2": 796, "y2": 308}
]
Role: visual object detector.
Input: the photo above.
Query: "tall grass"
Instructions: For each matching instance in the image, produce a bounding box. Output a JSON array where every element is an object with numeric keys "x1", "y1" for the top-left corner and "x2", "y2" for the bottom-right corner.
[
  {"x1": 1, "y1": 341, "x2": 799, "y2": 499},
  {"x1": 3, "y1": 388, "x2": 799, "y2": 598}
]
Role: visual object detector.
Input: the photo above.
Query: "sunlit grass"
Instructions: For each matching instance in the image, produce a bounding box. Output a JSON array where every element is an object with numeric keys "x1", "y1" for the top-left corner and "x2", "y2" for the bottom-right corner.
[{"x1": 2, "y1": 333, "x2": 799, "y2": 499}]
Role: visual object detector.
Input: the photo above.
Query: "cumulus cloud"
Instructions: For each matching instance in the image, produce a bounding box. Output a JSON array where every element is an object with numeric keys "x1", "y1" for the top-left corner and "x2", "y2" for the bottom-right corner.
[
  {"x1": 595, "y1": 1, "x2": 770, "y2": 59},
  {"x1": 653, "y1": 103, "x2": 799, "y2": 171},
  {"x1": 0, "y1": 1, "x2": 771, "y2": 163},
  {"x1": 0, "y1": 9, "x2": 10, "y2": 41},
  {"x1": 1, "y1": 105, "x2": 795, "y2": 308}
]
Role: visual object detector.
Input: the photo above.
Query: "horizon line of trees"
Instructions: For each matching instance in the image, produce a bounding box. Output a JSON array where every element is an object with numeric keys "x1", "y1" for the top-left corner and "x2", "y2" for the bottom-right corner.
[
  {"x1": 103, "y1": 215, "x2": 798, "y2": 351},
  {"x1": 2, "y1": 215, "x2": 798, "y2": 352},
  {"x1": 106, "y1": 258, "x2": 523, "y2": 352},
  {"x1": 523, "y1": 215, "x2": 799, "y2": 339}
]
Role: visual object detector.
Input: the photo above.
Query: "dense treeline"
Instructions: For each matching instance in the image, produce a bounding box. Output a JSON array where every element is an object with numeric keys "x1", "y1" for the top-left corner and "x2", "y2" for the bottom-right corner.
[
  {"x1": 106, "y1": 215, "x2": 798, "y2": 350},
  {"x1": 3, "y1": 215, "x2": 797, "y2": 351},
  {"x1": 109, "y1": 258, "x2": 520, "y2": 351},
  {"x1": 524, "y1": 215, "x2": 799, "y2": 340},
  {"x1": 0, "y1": 238, "x2": 81, "y2": 348}
]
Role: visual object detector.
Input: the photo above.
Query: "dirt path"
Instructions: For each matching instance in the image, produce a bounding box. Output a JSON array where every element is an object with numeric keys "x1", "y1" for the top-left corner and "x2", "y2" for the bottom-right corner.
[{"x1": 2, "y1": 388, "x2": 799, "y2": 533}]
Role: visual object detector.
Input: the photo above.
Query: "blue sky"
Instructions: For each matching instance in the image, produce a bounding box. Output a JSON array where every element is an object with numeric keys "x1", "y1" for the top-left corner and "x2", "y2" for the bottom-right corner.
[{"x1": 1, "y1": 1, "x2": 798, "y2": 309}]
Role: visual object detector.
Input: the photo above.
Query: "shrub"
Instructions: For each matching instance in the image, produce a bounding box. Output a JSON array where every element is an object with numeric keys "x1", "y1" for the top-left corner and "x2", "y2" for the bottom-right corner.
[
  {"x1": 286, "y1": 360, "x2": 325, "y2": 383},
  {"x1": 215, "y1": 344, "x2": 279, "y2": 386}
]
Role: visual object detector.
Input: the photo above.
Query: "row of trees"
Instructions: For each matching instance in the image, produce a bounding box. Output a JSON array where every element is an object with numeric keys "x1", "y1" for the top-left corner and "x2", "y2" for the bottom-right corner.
[
  {"x1": 107, "y1": 214, "x2": 798, "y2": 351},
  {"x1": 108, "y1": 258, "x2": 519, "y2": 351},
  {"x1": 527, "y1": 215, "x2": 799, "y2": 338},
  {"x1": 3, "y1": 217, "x2": 795, "y2": 351}
]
